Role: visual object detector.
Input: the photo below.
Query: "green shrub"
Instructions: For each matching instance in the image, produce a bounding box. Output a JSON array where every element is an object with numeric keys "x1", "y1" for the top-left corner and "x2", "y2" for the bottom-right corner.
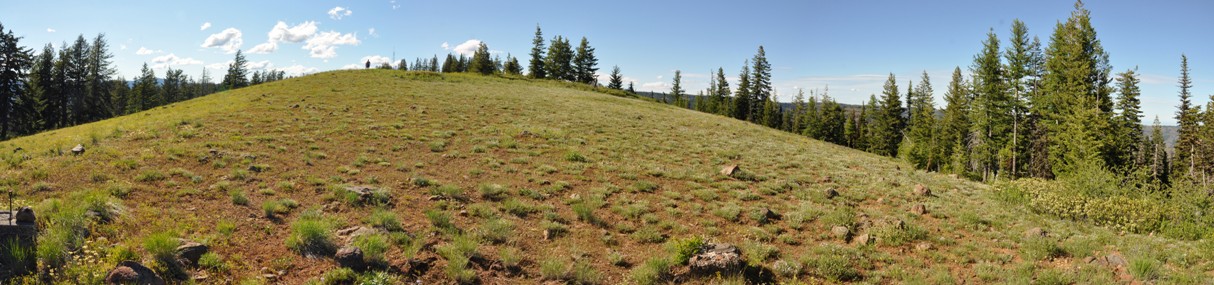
[
  {"x1": 262, "y1": 200, "x2": 287, "y2": 218},
  {"x1": 143, "y1": 232, "x2": 180, "y2": 266},
  {"x1": 631, "y1": 226, "x2": 666, "y2": 244},
  {"x1": 478, "y1": 183, "x2": 508, "y2": 201},
  {"x1": 353, "y1": 234, "x2": 390, "y2": 267},
  {"x1": 664, "y1": 236, "x2": 704, "y2": 265},
  {"x1": 564, "y1": 151, "x2": 589, "y2": 163},
  {"x1": 541, "y1": 220, "x2": 568, "y2": 238},
  {"x1": 632, "y1": 181, "x2": 659, "y2": 193},
  {"x1": 631, "y1": 258, "x2": 671, "y2": 285},
  {"x1": 712, "y1": 203, "x2": 741, "y2": 222},
  {"x1": 540, "y1": 257, "x2": 567, "y2": 280},
  {"x1": 366, "y1": 209, "x2": 403, "y2": 232},
  {"x1": 570, "y1": 260, "x2": 602, "y2": 284},
  {"x1": 230, "y1": 190, "x2": 249, "y2": 205},
  {"x1": 431, "y1": 184, "x2": 466, "y2": 200},
  {"x1": 319, "y1": 267, "x2": 358, "y2": 285},
  {"x1": 135, "y1": 170, "x2": 166, "y2": 182},
  {"x1": 286, "y1": 212, "x2": 335, "y2": 256},
  {"x1": 803, "y1": 245, "x2": 862, "y2": 282},
  {"x1": 436, "y1": 234, "x2": 479, "y2": 284},
  {"x1": 476, "y1": 218, "x2": 514, "y2": 244},
  {"x1": 499, "y1": 247, "x2": 522, "y2": 268},
  {"x1": 426, "y1": 209, "x2": 456, "y2": 233},
  {"x1": 1020, "y1": 237, "x2": 1066, "y2": 261},
  {"x1": 1129, "y1": 257, "x2": 1160, "y2": 281},
  {"x1": 996, "y1": 178, "x2": 1168, "y2": 234},
  {"x1": 198, "y1": 252, "x2": 227, "y2": 271},
  {"x1": 873, "y1": 220, "x2": 928, "y2": 247}
]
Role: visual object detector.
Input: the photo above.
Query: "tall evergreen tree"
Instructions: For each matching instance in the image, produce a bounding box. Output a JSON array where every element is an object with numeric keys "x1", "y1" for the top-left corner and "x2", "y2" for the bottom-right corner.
[
  {"x1": 1174, "y1": 54, "x2": 1198, "y2": 180},
  {"x1": 162, "y1": 67, "x2": 183, "y2": 105},
  {"x1": 869, "y1": 74, "x2": 904, "y2": 157},
  {"x1": 607, "y1": 66, "x2": 623, "y2": 90},
  {"x1": 864, "y1": 94, "x2": 885, "y2": 154},
  {"x1": 749, "y1": 46, "x2": 772, "y2": 124},
  {"x1": 528, "y1": 25, "x2": 546, "y2": 79},
  {"x1": 573, "y1": 37, "x2": 598, "y2": 84},
  {"x1": 469, "y1": 42, "x2": 494, "y2": 75},
  {"x1": 129, "y1": 63, "x2": 157, "y2": 113},
  {"x1": 904, "y1": 71, "x2": 937, "y2": 170},
  {"x1": 222, "y1": 50, "x2": 249, "y2": 90},
  {"x1": 1111, "y1": 68, "x2": 1143, "y2": 172},
  {"x1": 543, "y1": 36, "x2": 574, "y2": 81},
  {"x1": 819, "y1": 95, "x2": 846, "y2": 145},
  {"x1": 713, "y1": 68, "x2": 731, "y2": 116},
  {"x1": 84, "y1": 33, "x2": 114, "y2": 123},
  {"x1": 1041, "y1": 1, "x2": 1114, "y2": 175},
  {"x1": 64, "y1": 36, "x2": 89, "y2": 125},
  {"x1": 1147, "y1": 117, "x2": 1170, "y2": 187},
  {"x1": 0, "y1": 22, "x2": 33, "y2": 138},
  {"x1": 970, "y1": 29, "x2": 1010, "y2": 180},
  {"x1": 733, "y1": 61, "x2": 751, "y2": 121},
  {"x1": 1004, "y1": 19, "x2": 1041, "y2": 178},
  {"x1": 670, "y1": 70, "x2": 685, "y2": 108},
  {"x1": 503, "y1": 55, "x2": 523, "y2": 75},
  {"x1": 940, "y1": 67, "x2": 972, "y2": 175},
  {"x1": 31, "y1": 44, "x2": 60, "y2": 129}
]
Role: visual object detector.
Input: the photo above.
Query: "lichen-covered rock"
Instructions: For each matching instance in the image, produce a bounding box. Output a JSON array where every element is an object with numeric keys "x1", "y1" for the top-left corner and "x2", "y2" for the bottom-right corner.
[
  {"x1": 911, "y1": 204, "x2": 927, "y2": 216},
  {"x1": 913, "y1": 184, "x2": 931, "y2": 196},
  {"x1": 176, "y1": 241, "x2": 209, "y2": 267},
  {"x1": 335, "y1": 246, "x2": 365, "y2": 270},
  {"x1": 689, "y1": 243, "x2": 744, "y2": 275}
]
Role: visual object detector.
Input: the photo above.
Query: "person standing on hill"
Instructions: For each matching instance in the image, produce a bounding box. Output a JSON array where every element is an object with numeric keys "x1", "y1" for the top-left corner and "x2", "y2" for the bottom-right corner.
[{"x1": 365, "y1": 60, "x2": 370, "y2": 69}]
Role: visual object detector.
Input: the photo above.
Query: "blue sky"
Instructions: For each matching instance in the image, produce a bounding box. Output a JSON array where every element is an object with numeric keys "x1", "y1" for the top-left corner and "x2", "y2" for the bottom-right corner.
[{"x1": 2, "y1": 0, "x2": 1212, "y2": 124}]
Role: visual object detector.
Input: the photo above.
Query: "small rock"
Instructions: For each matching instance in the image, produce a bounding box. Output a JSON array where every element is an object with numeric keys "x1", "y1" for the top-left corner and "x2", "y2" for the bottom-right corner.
[
  {"x1": 831, "y1": 226, "x2": 851, "y2": 239},
  {"x1": 915, "y1": 242, "x2": 933, "y2": 251},
  {"x1": 876, "y1": 197, "x2": 886, "y2": 204},
  {"x1": 823, "y1": 188, "x2": 838, "y2": 199},
  {"x1": 335, "y1": 246, "x2": 365, "y2": 270},
  {"x1": 913, "y1": 184, "x2": 931, "y2": 196},
  {"x1": 543, "y1": 229, "x2": 552, "y2": 240},
  {"x1": 759, "y1": 208, "x2": 780, "y2": 221},
  {"x1": 1024, "y1": 227, "x2": 1048, "y2": 238},
  {"x1": 854, "y1": 233, "x2": 873, "y2": 245},
  {"x1": 336, "y1": 226, "x2": 384, "y2": 243},
  {"x1": 689, "y1": 243, "x2": 744, "y2": 275},
  {"x1": 1083, "y1": 256, "x2": 1096, "y2": 263},
  {"x1": 911, "y1": 204, "x2": 927, "y2": 216},
  {"x1": 106, "y1": 261, "x2": 164, "y2": 285},
  {"x1": 71, "y1": 144, "x2": 85, "y2": 155},
  {"x1": 1102, "y1": 253, "x2": 1128, "y2": 268},
  {"x1": 720, "y1": 165, "x2": 739, "y2": 177},
  {"x1": 175, "y1": 241, "x2": 209, "y2": 267},
  {"x1": 817, "y1": 176, "x2": 833, "y2": 183},
  {"x1": 14, "y1": 207, "x2": 35, "y2": 224}
]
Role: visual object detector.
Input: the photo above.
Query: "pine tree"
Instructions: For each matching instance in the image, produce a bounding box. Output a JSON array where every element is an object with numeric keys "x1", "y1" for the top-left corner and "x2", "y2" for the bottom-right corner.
[
  {"x1": 970, "y1": 29, "x2": 1010, "y2": 180},
  {"x1": 1174, "y1": 54, "x2": 1198, "y2": 180},
  {"x1": 222, "y1": 50, "x2": 248, "y2": 90},
  {"x1": 84, "y1": 33, "x2": 114, "y2": 123},
  {"x1": 503, "y1": 55, "x2": 523, "y2": 75},
  {"x1": 607, "y1": 66, "x2": 623, "y2": 90},
  {"x1": 162, "y1": 67, "x2": 183, "y2": 105},
  {"x1": 573, "y1": 37, "x2": 598, "y2": 84},
  {"x1": 130, "y1": 63, "x2": 157, "y2": 113},
  {"x1": 819, "y1": 95, "x2": 846, "y2": 145},
  {"x1": 670, "y1": 70, "x2": 685, "y2": 108},
  {"x1": 1004, "y1": 19, "x2": 1041, "y2": 178},
  {"x1": 713, "y1": 68, "x2": 731, "y2": 116},
  {"x1": 733, "y1": 61, "x2": 751, "y2": 121},
  {"x1": 1041, "y1": 1, "x2": 1115, "y2": 175},
  {"x1": 627, "y1": 82, "x2": 635, "y2": 94},
  {"x1": 904, "y1": 71, "x2": 937, "y2": 170},
  {"x1": 65, "y1": 36, "x2": 89, "y2": 125},
  {"x1": 544, "y1": 36, "x2": 574, "y2": 81},
  {"x1": 798, "y1": 89, "x2": 816, "y2": 137},
  {"x1": 940, "y1": 67, "x2": 971, "y2": 175},
  {"x1": 843, "y1": 109, "x2": 859, "y2": 148},
  {"x1": 441, "y1": 54, "x2": 457, "y2": 73},
  {"x1": 528, "y1": 25, "x2": 546, "y2": 79},
  {"x1": 762, "y1": 90, "x2": 782, "y2": 128},
  {"x1": 1111, "y1": 68, "x2": 1143, "y2": 172},
  {"x1": 1148, "y1": 117, "x2": 1170, "y2": 187},
  {"x1": 864, "y1": 95, "x2": 885, "y2": 154},
  {"x1": 869, "y1": 74, "x2": 904, "y2": 157},
  {"x1": 0, "y1": 22, "x2": 33, "y2": 138},
  {"x1": 469, "y1": 42, "x2": 494, "y2": 75},
  {"x1": 749, "y1": 46, "x2": 772, "y2": 124},
  {"x1": 30, "y1": 44, "x2": 60, "y2": 129}
]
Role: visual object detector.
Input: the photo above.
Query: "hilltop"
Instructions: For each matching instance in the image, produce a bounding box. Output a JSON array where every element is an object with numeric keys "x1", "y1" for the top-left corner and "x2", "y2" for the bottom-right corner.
[{"x1": 3, "y1": 70, "x2": 1209, "y2": 284}]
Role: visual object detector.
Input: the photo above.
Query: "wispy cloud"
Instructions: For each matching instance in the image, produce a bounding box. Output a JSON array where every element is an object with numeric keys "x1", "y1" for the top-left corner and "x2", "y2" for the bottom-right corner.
[
  {"x1": 304, "y1": 31, "x2": 359, "y2": 59},
  {"x1": 368, "y1": 28, "x2": 378, "y2": 38},
  {"x1": 200, "y1": 22, "x2": 212, "y2": 31},
  {"x1": 452, "y1": 39, "x2": 481, "y2": 56},
  {"x1": 328, "y1": 6, "x2": 353, "y2": 20},
  {"x1": 150, "y1": 53, "x2": 203, "y2": 69},
  {"x1": 281, "y1": 64, "x2": 319, "y2": 76},
  {"x1": 135, "y1": 47, "x2": 160, "y2": 55},
  {"x1": 200, "y1": 28, "x2": 243, "y2": 54},
  {"x1": 389, "y1": 0, "x2": 400, "y2": 10},
  {"x1": 248, "y1": 21, "x2": 320, "y2": 54},
  {"x1": 46, "y1": 28, "x2": 55, "y2": 33}
]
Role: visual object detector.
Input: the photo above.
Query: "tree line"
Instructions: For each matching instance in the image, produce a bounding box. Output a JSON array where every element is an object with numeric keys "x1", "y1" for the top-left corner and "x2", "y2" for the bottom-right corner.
[
  {"x1": 657, "y1": 2, "x2": 1193, "y2": 191},
  {"x1": 0, "y1": 22, "x2": 290, "y2": 140}
]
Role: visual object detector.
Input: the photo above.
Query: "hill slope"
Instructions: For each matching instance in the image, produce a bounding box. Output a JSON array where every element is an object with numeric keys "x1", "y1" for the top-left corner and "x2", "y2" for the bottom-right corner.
[{"x1": 4, "y1": 70, "x2": 1209, "y2": 283}]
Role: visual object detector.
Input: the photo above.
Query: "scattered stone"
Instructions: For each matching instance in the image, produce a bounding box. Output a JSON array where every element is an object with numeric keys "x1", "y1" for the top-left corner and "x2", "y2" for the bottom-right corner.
[
  {"x1": 1024, "y1": 227, "x2": 1048, "y2": 238},
  {"x1": 1083, "y1": 256, "x2": 1096, "y2": 264},
  {"x1": 720, "y1": 165, "x2": 739, "y2": 177},
  {"x1": 915, "y1": 242, "x2": 933, "y2": 251},
  {"x1": 758, "y1": 208, "x2": 780, "y2": 221},
  {"x1": 823, "y1": 188, "x2": 838, "y2": 199},
  {"x1": 543, "y1": 229, "x2": 552, "y2": 240},
  {"x1": 1100, "y1": 253, "x2": 1128, "y2": 268},
  {"x1": 876, "y1": 197, "x2": 886, "y2": 204},
  {"x1": 71, "y1": 144, "x2": 85, "y2": 156},
  {"x1": 817, "y1": 176, "x2": 833, "y2": 184},
  {"x1": 175, "y1": 240, "x2": 209, "y2": 267},
  {"x1": 910, "y1": 204, "x2": 927, "y2": 216},
  {"x1": 14, "y1": 207, "x2": 35, "y2": 224},
  {"x1": 913, "y1": 184, "x2": 932, "y2": 197},
  {"x1": 689, "y1": 243, "x2": 744, "y2": 275},
  {"x1": 335, "y1": 246, "x2": 365, "y2": 270},
  {"x1": 831, "y1": 226, "x2": 851, "y2": 239},
  {"x1": 336, "y1": 226, "x2": 384, "y2": 243},
  {"x1": 854, "y1": 233, "x2": 873, "y2": 245},
  {"x1": 344, "y1": 185, "x2": 386, "y2": 204},
  {"x1": 106, "y1": 261, "x2": 164, "y2": 285}
]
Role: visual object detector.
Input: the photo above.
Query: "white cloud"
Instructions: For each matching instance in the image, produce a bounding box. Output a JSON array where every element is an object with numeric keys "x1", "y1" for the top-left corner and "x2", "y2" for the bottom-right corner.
[
  {"x1": 441, "y1": 42, "x2": 449, "y2": 50},
  {"x1": 361, "y1": 55, "x2": 392, "y2": 66},
  {"x1": 247, "y1": 60, "x2": 272, "y2": 70},
  {"x1": 368, "y1": 28, "x2": 378, "y2": 37},
  {"x1": 390, "y1": 0, "x2": 400, "y2": 10},
  {"x1": 135, "y1": 47, "x2": 160, "y2": 55},
  {"x1": 247, "y1": 42, "x2": 277, "y2": 54},
  {"x1": 150, "y1": 53, "x2": 204, "y2": 69},
  {"x1": 641, "y1": 82, "x2": 670, "y2": 92},
  {"x1": 206, "y1": 61, "x2": 233, "y2": 70},
  {"x1": 328, "y1": 6, "x2": 353, "y2": 20},
  {"x1": 303, "y1": 31, "x2": 359, "y2": 59},
  {"x1": 119, "y1": 44, "x2": 127, "y2": 50},
  {"x1": 200, "y1": 22, "x2": 212, "y2": 31},
  {"x1": 268, "y1": 21, "x2": 318, "y2": 43},
  {"x1": 201, "y1": 28, "x2": 243, "y2": 54},
  {"x1": 46, "y1": 28, "x2": 55, "y2": 33},
  {"x1": 452, "y1": 39, "x2": 481, "y2": 56},
  {"x1": 281, "y1": 64, "x2": 319, "y2": 76}
]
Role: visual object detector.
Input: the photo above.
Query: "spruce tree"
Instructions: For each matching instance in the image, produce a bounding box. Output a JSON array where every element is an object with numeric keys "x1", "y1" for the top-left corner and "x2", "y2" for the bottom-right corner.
[
  {"x1": 970, "y1": 29, "x2": 1010, "y2": 180},
  {"x1": 84, "y1": 33, "x2": 114, "y2": 123},
  {"x1": 749, "y1": 46, "x2": 772, "y2": 124},
  {"x1": 528, "y1": 25, "x2": 546, "y2": 79},
  {"x1": 31, "y1": 44, "x2": 60, "y2": 129},
  {"x1": 1111, "y1": 68, "x2": 1143, "y2": 172},
  {"x1": 0, "y1": 22, "x2": 32, "y2": 138},
  {"x1": 573, "y1": 37, "x2": 598, "y2": 84},
  {"x1": 1004, "y1": 19, "x2": 1040, "y2": 178},
  {"x1": 607, "y1": 66, "x2": 623, "y2": 90},
  {"x1": 819, "y1": 95, "x2": 846, "y2": 145},
  {"x1": 469, "y1": 42, "x2": 494, "y2": 75},
  {"x1": 503, "y1": 55, "x2": 523, "y2": 75},
  {"x1": 222, "y1": 50, "x2": 249, "y2": 90},
  {"x1": 905, "y1": 71, "x2": 937, "y2": 170},
  {"x1": 713, "y1": 68, "x2": 731, "y2": 116},
  {"x1": 130, "y1": 63, "x2": 157, "y2": 113},
  {"x1": 733, "y1": 61, "x2": 751, "y2": 121},
  {"x1": 1041, "y1": 1, "x2": 1114, "y2": 175},
  {"x1": 544, "y1": 36, "x2": 574, "y2": 81},
  {"x1": 670, "y1": 70, "x2": 685, "y2": 108},
  {"x1": 1148, "y1": 117, "x2": 1170, "y2": 187},
  {"x1": 864, "y1": 94, "x2": 885, "y2": 154},
  {"x1": 940, "y1": 67, "x2": 971, "y2": 175},
  {"x1": 65, "y1": 36, "x2": 89, "y2": 125},
  {"x1": 1174, "y1": 54, "x2": 1198, "y2": 180},
  {"x1": 870, "y1": 74, "x2": 904, "y2": 157}
]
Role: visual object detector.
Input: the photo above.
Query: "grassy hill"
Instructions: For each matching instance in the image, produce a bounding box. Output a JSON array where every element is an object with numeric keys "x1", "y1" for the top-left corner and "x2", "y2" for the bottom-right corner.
[{"x1": 3, "y1": 70, "x2": 1210, "y2": 284}]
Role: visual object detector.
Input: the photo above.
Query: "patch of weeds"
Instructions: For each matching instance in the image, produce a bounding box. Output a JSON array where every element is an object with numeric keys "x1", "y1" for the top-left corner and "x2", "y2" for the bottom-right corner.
[
  {"x1": 1128, "y1": 257, "x2": 1160, "y2": 281},
  {"x1": 631, "y1": 258, "x2": 671, "y2": 285},
  {"x1": 285, "y1": 210, "x2": 336, "y2": 256},
  {"x1": 822, "y1": 206, "x2": 856, "y2": 230},
  {"x1": 1020, "y1": 237, "x2": 1066, "y2": 261},
  {"x1": 428, "y1": 140, "x2": 447, "y2": 152},
  {"x1": 426, "y1": 209, "x2": 457, "y2": 233},
  {"x1": 262, "y1": 199, "x2": 298, "y2": 218},
  {"x1": 631, "y1": 226, "x2": 666, "y2": 244},
  {"x1": 476, "y1": 218, "x2": 514, "y2": 244},
  {"x1": 608, "y1": 250, "x2": 628, "y2": 267},
  {"x1": 632, "y1": 181, "x2": 659, "y2": 193},
  {"x1": 664, "y1": 236, "x2": 705, "y2": 265},
  {"x1": 873, "y1": 220, "x2": 928, "y2": 247},
  {"x1": 564, "y1": 151, "x2": 589, "y2": 163},
  {"x1": 540, "y1": 257, "x2": 567, "y2": 280},
  {"x1": 436, "y1": 233, "x2": 479, "y2": 284},
  {"x1": 478, "y1": 183, "x2": 508, "y2": 201},
  {"x1": 502, "y1": 198, "x2": 539, "y2": 217},
  {"x1": 365, "y1": 209, "x2": 403, "y2": 232},
  {"x1": 499, "y1": 247, "x2": 522, "y2": 268},
  {"x1": 613, "y1": 200, "x2": 651, "y2": 220},
  {"x1": 353, "y1": 234, "x2": 390, "y2": 267},
  {"x1": 803, "y1": 245, "x2": 863, "y2": 282},
  {"x1": 198, "y1": 252, "x2": 227, "y2": 271},
  {"x1": 411, "y1": 176, "x2": 433, "y2": 187},
  {"x1": 143, "y1": 231, "x2": 181, "y2": 269},
  {"x1": 773, "y1": 258, "x2": 803, "y2": 278},
  {"x1": 135, "y1": 170, "x2": 166, "y2": 182},
  {"x1": 431, "y1": 184, "x2": 466, "y2": 201},
  {"x1": 712, "y1": 203, "x2": 742, "y2": 222},
  {"x1": 570, "y1": 260, "x2": 602, "y2": 284},
  {"x1": 229, "y1": 190, "x2": 249, "y2": 206},
  {"x1": 541, "y1": 220, "x2": 568, "y2": 238},
  {"x1": 741, "y1": 240, "x2": 779, "y2": 264}
]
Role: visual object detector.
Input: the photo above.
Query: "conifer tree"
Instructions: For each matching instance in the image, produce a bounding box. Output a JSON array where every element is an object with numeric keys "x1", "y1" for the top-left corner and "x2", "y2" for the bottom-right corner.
[
  {"x1": 0, "y1": 22, "x2": 32, "y2": 138},
  {"x1": 713, "y1": 68, "x2": 731, "y2": 116},
  {"x1": 64, "y1": 36, "x2": 90, "y2": 125},
  {"x1": 940, "y1": 67, "x2": 971, "y2": 174},
  {"x1": 970, "y1": 29, "x2": 1010, "y2": 180},
  {"x1": 904, "y1": 71, "x2": 937, "y2": 170},
  {"x1": 543, "y1": 36, "x2": 574, "y2": 81},
  {"x1": 31, "y1": 44, "x2": 60, "y2": 129},
  {"x1": 799, "y1": 89, "x2": 817, "y2": 137},
  {"x1": 870, "y1": 74, "x2": 904, "y2": 157},
  {"x1": 130, "y1": 63, "x2": 157, "y2": 113},
  {"x1": 843, "y1": 110, "x2": 859, "y2": 148},
  {"x1": 1004, "y1": 19, "x2": 1041, "y2": 178},
  {"x1": 749, "y1": 46, "x2": 772, "y2": 124},
  {"x1": 573, "y1": 37, "x2": 598, "y2": 84},
  {"x1": 1148, "y1": 117, "x2": 1170, "y2": 187},
  {"x1": 762, "y1": 90, "x2": 782, "y2": 128},
  {"x1": 528, "y1": 25, "x2": 546, "y2": 79},
  {"x1": 627, "y1": 82, "x2": 635, "y2": 94},
  {"x1": 503, "y1": 55, "x2": 523, "y2": 75},
  {"x1": 607, "y1": 66, "x2": 623, "y2": 90},
  {"x1": 469, "y1": 42, "x2": 494, "y2": 75},
  {"x1": 670, "y1": 70, "x2": 685, "y2": 108},
  {"x1": 1111, "y1": 68, "x2": 1143, "y2": 172},
  {"x1": 84, "y1": 33, "x2": 114, "y2": 123},
  {"x1": 819, "y1": 95, "x2": 846, "y2": 145},
  {"x1": 864, "y1": 95, "x2": 884, "y2": 154},
  {"x1": 222, "y1": 50, "x2": 249, "y2": 90},
  {"x1": 1041, "y1": 1, "x2": 1114, "y2": 175},
  {"x1": 733, "y1": 61, "x2": 751, "y2": 121},
  {"x1": 1174, "y1": 54, "x2": 1198, "y2": 180}
]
